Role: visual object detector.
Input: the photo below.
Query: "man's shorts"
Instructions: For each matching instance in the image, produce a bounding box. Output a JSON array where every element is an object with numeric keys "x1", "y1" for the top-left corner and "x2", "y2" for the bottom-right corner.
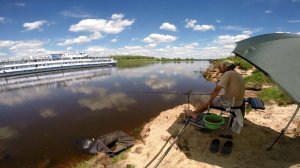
[{"x1": 212, "y1": 96, "x2": 243, "y2": 108}]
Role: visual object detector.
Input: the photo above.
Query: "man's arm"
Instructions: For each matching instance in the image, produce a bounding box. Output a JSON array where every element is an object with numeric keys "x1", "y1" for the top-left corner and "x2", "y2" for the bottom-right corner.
[
  {"x1": 192, "y1": 85, "x2": 222, "y2": 114},
  {"x1": 206, "y1": 85, "x2": 222, "y2": 107}
]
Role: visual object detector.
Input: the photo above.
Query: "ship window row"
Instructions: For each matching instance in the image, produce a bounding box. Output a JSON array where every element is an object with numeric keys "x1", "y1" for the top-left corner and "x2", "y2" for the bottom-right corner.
[
  {"x1": 0, "y1": 57, "x2": 112, "y2": 65},
  {"x1": 0, "y1": 61, "x2": 111, "y2": 70}
]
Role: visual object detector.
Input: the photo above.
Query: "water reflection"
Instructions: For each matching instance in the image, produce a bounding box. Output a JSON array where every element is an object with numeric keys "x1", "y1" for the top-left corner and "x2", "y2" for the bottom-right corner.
[
  {"x1": 145, "y1": 75, "x2": 176, "y2": 90},
  {"x1": 0, "y1": 62, "x2": 214, "y2": 167},
  {"x1": 39, "y1": 108, "x2": 58, "y2": 118},
  {"x1": 0, "y1": 126, "x2": 19, "y2": 140},
  {"x1": 75, "y1": 87, "x2": 137, "y2": 112},
  {"x1": 0, "y1": 67, "x2": 115, "y2": 93}
]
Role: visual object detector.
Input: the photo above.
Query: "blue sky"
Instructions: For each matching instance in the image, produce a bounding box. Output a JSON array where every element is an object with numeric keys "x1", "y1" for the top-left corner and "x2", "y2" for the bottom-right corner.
[{"x1": 0, "y1": 0, "x2": 299, "y2": 59}]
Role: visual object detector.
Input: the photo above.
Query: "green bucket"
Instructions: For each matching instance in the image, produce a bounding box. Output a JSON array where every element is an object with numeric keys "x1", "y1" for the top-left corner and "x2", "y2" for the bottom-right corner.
[{"x1": 203, "y1": 114, "x2": 225, "y2": 130}]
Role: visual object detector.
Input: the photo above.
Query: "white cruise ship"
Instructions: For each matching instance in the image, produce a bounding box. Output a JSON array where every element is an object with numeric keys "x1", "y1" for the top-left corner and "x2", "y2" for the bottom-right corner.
[{"x1": 0, "y1": 52, "x2": 117, "y2": 77}]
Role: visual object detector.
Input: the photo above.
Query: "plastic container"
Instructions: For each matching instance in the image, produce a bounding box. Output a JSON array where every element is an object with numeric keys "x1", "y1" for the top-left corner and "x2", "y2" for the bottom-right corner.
[{"x1": 203, "y1": 114, "x2": 225, "y2": 130}]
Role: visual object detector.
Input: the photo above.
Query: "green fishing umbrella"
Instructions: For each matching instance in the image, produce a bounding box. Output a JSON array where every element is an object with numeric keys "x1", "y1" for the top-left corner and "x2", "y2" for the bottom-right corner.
[{"x1": 232, "y1": 33, "x2": 300, "y2": 150}]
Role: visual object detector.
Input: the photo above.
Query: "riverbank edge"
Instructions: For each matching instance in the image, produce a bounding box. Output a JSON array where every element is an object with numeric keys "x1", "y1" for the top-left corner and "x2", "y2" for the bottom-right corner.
[{"x1": 76, "y1": 64, "x2": 300, "y2": 168}]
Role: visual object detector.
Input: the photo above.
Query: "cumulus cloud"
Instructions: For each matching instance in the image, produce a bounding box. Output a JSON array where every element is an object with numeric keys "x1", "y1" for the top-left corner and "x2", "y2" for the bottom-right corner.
[
  {"x1": 160, "y1": 22, "x2": 177, "y2": 32},
  {"x1": 58, "y1": 13, "x2": 134, "y2": 46},
  {"x1": 215, "y1": 33, "x2": 250, "y2": 45},
  {"x1": 143, "y1": 33, "x2": 177, "y2": 44},
  {"x1": 0, "y1": 40, "x2": 50, "y2": 59},
  {"x1": 0, "y1": 40, "x2": 16, "y2": 47},
  {"x1": 69, "y1": 13, "x2": 134, "y2": 34},
  {"x1": 57, "y1": 32, "x2": 102, "y2": 46},
  {"x1": 185, "y1": 19, "x2": 215, "y2": 31},
  {"x1": 23, "y1": 20, "x2": 48, "y2": 31}
]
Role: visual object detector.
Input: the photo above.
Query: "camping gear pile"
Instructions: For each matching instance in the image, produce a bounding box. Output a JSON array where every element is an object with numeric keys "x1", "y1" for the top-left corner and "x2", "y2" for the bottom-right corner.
[{"x1": 80, "y1": 130, "x2": 135, "y2": 156}]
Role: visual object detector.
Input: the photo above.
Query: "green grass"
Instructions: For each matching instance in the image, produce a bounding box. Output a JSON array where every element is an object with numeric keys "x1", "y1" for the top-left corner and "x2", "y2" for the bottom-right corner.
[
  {"x1": 244, "y1": 70, "x2": 273, "y2": 85},
  {"x1": 76, "y1": 160, "x2": 89, "y2": 168},
  {"x1": 258, "y1": 86, "x2": 293, "y2": 105},
  {"x1": 112, "y1": 150, "x2": 128, "y2": 164}
]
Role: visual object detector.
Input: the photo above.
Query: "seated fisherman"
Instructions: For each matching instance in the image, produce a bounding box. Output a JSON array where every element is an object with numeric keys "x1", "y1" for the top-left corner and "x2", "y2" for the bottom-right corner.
[{"x1": 186, "y1": 60, "x2": 245, "y2": 119}]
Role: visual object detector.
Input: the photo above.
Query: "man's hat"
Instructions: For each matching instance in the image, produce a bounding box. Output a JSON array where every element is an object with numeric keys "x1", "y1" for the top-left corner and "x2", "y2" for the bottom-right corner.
[{"x1": 220, "y1": 60, "x2": 235, "y2": 69}]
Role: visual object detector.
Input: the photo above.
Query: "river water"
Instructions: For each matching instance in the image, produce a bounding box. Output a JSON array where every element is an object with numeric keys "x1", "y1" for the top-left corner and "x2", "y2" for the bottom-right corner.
[{"x1": 0, "y1": 61, "x2": 215, "y2": 167}]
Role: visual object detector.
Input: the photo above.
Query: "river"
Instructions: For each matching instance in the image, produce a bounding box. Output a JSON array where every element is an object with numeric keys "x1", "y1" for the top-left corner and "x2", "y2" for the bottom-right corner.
[{"x1": 0, "y1": 61, "x2": 215, "y2": 167}]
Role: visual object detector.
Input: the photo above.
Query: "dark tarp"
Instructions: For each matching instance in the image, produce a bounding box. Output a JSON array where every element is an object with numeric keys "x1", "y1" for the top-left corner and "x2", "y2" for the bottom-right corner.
[
  {"x1": 232, "y1": 33, "x2": 300, "y2": 150},
  {"x1": 82, "y1": 130, "x2": 135, "y2": 156},
  {"x1": 233, "y1": 33, "x2": 300, "y2": 104}
]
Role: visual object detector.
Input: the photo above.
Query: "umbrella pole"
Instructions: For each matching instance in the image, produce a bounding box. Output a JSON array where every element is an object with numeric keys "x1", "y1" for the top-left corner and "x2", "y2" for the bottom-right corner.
[{"x1": 267, "y1": 105, "x2": 300, "y2": 151}]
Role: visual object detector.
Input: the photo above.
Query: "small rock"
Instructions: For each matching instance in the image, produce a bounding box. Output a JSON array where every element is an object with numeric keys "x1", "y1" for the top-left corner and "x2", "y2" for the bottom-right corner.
[
  {"x1": 134, "y1": 147, "x2": 143, "y2": 154},
  {"x1": 161, "y1": 135, "x2": 169, "y2": 141}
]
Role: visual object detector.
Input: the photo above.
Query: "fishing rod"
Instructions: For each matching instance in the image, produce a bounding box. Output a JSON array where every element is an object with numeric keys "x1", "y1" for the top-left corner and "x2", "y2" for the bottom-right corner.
[
  {"x1": 129, "y1": 90, "x2": 211, "y2": 96},
  {"x1": 145, "y1": 116, "x2": 191, "y2": 168},
  {"x1": 144, "y1": 90, "x2": 193, "y2": 168}
]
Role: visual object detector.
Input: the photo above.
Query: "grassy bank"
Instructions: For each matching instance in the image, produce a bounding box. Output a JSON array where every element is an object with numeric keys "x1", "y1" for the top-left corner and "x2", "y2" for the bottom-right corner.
[{"x1": 112, "y1": 55, "x2": 197, "y2": 68}]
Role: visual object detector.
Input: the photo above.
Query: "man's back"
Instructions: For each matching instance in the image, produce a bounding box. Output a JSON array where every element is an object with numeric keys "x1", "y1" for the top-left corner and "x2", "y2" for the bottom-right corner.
[{"x1": 218, "y1": 70, "x2": 245, "y2": 106}]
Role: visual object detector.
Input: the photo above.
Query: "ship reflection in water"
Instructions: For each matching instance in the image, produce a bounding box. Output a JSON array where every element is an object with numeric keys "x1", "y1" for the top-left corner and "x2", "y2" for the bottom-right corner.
[{"x1": 0, "y1": 67, "x2": 115, "y2": 93}]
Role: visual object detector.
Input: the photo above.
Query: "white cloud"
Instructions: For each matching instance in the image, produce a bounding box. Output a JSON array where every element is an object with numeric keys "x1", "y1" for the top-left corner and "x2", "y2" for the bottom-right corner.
[
  {"x1": 143, "y1": 33, "x2": 177, "y2": 44},
  {"x1": 57, "y1": 32, "x2": 103, "y2": 46},
  {"x1": 288, "y1": 20, "x2": 300, "y2": 23},
  {"x1": 111, "y1": 38, "x2": 118, "y2": 43},
  {"x1": 185, "y1": 19, "x2": 215, "y2": 31},
  {"x1": 265, "y1": 10, "x2": 272, "y2": 14},
  {"x1": 216, "y1": 19, "x2": 222, "y2": 23},
  {"x1": 66, "y1": 47, "x2": 72, "y2": 50},
  {"x1": 13, "y1": 3, "x2": 25, "y2": 7},
  {"x1": 182, "y1": 42, "x2": 199, "y2": 49},
  {"x1": 59, "y1": 13, "x2": 134, "y2": 46},
  {"x1": 23, "y1": 20, "x2": 48, "y2": 31},
  {"x1": 0, "y1": 17, "x2": 5, "y2": 23},
  {"x1": 160, "y1": 22, "x2": 177, "y2": 32},
  {"x1": 69, "y1": 13, "x2": 134, "y2": 34},
  {"x1": 147, "y1": 43, "x2": 157, "y2": 48},
  {"x1": 221, "y1": 25, "x2": 248, "y2": 31},
  {"x1": 111, "y1": 13, "x2": 124, "y2": 20},
  {"x1": 215, "y1": 34, "x2": 250, "y2": 45},
  {"x1": 0, "y1": 40, "x2": 16, "y2": 47},
  {"x1": 60, "y1": 8, "x2": 92, "y2": 18},
  {"x1": 0, "y1": 40, "x2": 50, "y2": 59}
]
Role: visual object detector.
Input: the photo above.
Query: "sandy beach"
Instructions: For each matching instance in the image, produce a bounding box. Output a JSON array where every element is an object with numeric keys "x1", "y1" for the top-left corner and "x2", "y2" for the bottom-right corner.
[{"x1": 116, "y1": 97, "x2": 300, "y2": 168}]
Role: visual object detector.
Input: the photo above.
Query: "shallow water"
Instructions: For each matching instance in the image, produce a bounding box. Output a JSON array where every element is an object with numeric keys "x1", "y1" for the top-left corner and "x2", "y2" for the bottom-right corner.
[{"x1": 0, "y1": 61, "x2": 214, "y2": 167}]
